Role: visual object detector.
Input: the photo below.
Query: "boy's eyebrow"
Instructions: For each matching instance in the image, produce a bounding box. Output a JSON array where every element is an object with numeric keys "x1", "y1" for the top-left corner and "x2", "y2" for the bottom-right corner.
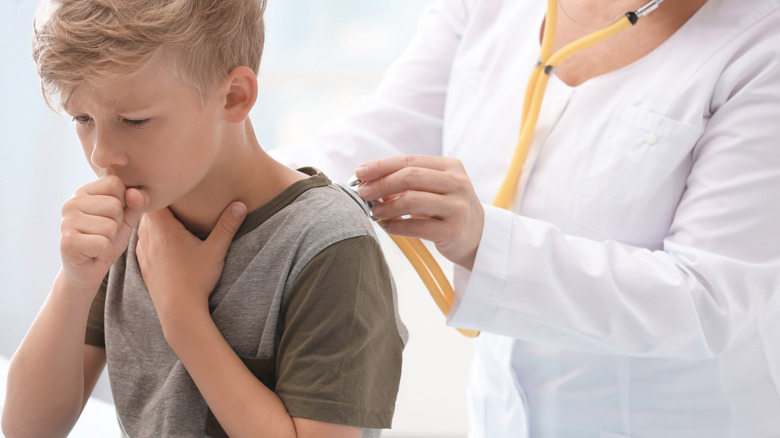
[
  {"x1": 113, "y1": 105, "x2": 156, "y2": 116},
  {"x1": 62, "y1": 102, "x2": 156, "y2": 116}
]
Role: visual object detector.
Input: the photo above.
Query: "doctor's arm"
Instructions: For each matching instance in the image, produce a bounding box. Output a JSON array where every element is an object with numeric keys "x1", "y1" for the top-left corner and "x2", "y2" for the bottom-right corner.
[{"x1": 359, "y1": 37, "x2": 780, "y2": 359}]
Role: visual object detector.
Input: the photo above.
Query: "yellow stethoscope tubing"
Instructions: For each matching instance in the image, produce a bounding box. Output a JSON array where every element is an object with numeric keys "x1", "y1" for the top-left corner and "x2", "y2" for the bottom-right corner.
[
  {"x1": 494, "y1": 12, "x2": 634, "y2": 209},
  {"x1": 387, "y1": 4, "x2": 643, "y2": 338},
  {"x1": 386, "y1": 233, "x2": 480, "y2": 337},
  {"x1": 522, "y1": 0, "x2": 558, "y2": 122}
]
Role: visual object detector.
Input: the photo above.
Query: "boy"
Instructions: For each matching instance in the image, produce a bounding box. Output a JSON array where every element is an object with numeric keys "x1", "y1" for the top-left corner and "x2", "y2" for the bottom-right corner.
[{"x1": 1, "y1": 0, "x2": 405, "y2": 437}]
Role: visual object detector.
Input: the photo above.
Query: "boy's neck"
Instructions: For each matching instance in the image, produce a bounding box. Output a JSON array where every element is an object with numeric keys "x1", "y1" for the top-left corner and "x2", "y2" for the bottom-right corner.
[{"x1": 167, "y1": 121, "x2": 306, "y2": 237}]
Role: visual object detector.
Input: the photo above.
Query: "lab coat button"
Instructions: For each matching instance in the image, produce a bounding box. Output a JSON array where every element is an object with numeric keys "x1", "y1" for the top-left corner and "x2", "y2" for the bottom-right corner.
[{"x1": 646, "y1": 133, "x2": 658, "y2": 145}]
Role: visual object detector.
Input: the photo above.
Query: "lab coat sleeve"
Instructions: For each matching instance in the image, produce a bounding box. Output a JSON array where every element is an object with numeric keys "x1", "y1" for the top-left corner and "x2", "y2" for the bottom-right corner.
[
  {"x1": 270, "y1": 0, "x2": 474, "y2": 184},
  {"x1": 449, "y1": 33, "x2": 780, "y2": 359}
]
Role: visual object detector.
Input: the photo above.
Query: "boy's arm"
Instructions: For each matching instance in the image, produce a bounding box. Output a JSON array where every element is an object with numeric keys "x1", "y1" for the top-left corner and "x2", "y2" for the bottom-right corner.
[
  {"x1": 2, "y1": 176, "x2": 146, "y2": 437},
  {"x1": 2, "y1": 278, "x2": 108, "y2": 438},
  {"x1": 274, "y1": 235, "x2": 404, "y2": 432},
  {"x1": 151, "y1": 305, "x2": 361, "y2": 438},
  {"x1": 135, "y1": 205, "x2": 370, "y2": 438}
]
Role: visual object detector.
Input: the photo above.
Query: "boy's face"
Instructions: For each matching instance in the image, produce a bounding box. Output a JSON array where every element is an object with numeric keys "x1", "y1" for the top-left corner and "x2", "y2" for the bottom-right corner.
[{"x1": 65, "y1": 58, "x2": 226, "y2": 213}]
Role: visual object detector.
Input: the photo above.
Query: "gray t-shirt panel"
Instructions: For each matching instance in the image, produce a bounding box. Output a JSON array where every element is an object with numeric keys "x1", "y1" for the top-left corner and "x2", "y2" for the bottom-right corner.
[{"x1": 86, "y1": 170, "x2": 405, "y2": 437}]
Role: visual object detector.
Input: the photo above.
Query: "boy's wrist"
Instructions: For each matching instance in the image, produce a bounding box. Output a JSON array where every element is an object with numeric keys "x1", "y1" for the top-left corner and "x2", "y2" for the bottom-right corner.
[
  {"x1": 53, "y1": 268, "x2": 102, "y2": 303},
  {"x1": 158, "y1": 304, "x2": 213, "y2": 350}
]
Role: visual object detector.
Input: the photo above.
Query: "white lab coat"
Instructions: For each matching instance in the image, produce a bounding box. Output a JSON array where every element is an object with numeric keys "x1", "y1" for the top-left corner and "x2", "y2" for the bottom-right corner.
[{"x1": 273, "y1": 0, "x2": 780, "y2": 436}]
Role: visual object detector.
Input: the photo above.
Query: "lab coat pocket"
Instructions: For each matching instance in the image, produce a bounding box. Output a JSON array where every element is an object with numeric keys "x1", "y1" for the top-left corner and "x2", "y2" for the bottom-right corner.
[{"x1": 574, "y1": 105, "x2": 702, "y2": 245}]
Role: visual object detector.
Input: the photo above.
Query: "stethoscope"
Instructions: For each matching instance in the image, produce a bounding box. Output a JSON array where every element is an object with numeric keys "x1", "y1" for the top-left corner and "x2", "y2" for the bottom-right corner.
[{"x1": 346, "y1": 0, "x2": 667, "y2": 338}]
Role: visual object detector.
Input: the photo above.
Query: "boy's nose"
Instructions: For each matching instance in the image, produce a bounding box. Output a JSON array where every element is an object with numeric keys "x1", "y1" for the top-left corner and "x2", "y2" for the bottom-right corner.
[{"x1": 90, "y1": 127, "x2": 127, "y2": 169}]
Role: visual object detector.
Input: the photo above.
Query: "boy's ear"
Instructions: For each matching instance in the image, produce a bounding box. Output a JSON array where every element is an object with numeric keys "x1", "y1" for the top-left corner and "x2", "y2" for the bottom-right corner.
[{"x1": 221, "y1": 66, "x2": 258, "y2": 123}]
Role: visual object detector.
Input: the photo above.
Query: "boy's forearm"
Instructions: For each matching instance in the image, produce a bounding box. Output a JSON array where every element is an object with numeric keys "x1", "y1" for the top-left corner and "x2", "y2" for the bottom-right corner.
[
  {"x1": 2, "y1": 272, "x2": 99, "y2": 438},
  {"x1": 161, "y1": 310, "x2": 298, "y2": 438}
]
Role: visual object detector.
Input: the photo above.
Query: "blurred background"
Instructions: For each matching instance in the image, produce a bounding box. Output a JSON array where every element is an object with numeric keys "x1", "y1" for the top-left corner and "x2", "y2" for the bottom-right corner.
[{"x1": 0, "y1": 0, "x2": 474, "y2": 437}]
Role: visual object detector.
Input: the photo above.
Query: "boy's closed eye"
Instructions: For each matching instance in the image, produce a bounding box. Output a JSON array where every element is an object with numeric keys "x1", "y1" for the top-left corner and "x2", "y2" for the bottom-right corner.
[
  {"x1": 123, "y1": 118, "x2": 150, "y2": 127},
  {"x1": 70, "y1": 115, "x2": 150, "y2": 128}
]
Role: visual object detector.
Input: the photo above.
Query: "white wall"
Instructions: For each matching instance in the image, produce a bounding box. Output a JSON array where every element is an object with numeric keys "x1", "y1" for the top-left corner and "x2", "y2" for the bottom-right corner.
[{"x1": 0, "y1": 1, "x2": 473, "y2": 436}]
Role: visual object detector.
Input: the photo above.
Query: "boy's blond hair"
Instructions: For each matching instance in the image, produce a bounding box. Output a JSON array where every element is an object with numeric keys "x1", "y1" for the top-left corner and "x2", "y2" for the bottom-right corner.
[{"x1": 32, "y1": 0, "x2": 267, "y2": 109}]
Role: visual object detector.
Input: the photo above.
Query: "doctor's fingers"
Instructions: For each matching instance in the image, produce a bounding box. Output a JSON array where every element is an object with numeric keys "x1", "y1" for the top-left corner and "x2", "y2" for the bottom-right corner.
[
  {"x1": 379, "y1": 216, "x2": 455, "y2": 246},
  {"x1": 371, "y1": 190, "x2": 461, "y2": 221},
  {"x1": 380, "y1": 214, "x2": 479, "y2": 267},
  {"x1": 357, "y1": 159, "x2": 471, "y2": 201},
  {"x1": 377, "y1": 190, "x2": 483, "y2": 246},
  {"x1": 356, "y1": 154, "x2": 459, "y2": 180}
]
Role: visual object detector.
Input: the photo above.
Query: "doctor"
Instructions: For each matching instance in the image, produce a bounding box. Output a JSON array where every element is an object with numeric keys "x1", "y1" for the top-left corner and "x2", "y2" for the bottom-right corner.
[{"x1": 274, "y1": 0, "x2": 780, "y2": 436}]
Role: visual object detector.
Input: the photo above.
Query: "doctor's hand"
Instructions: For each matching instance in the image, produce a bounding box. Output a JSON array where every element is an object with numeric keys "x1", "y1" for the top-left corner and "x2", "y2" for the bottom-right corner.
[
  {"x1": 355, "y1": 155, "x2": 484, "y2": 270},
  {"x1": 136, "y1": 202, "x2": 247, "y2": 337},
  {"x1": 59, "y1": 175, "x2": 148, "y2": 296}
]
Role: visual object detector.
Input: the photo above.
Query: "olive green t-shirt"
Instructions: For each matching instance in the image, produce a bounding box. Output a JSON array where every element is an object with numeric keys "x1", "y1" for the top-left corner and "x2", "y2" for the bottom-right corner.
[{"x1": 86, "y1": 169, "x2": 407, "y2": 437}]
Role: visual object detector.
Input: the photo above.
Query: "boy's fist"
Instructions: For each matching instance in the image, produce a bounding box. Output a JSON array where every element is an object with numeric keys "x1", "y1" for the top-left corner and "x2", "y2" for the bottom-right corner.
[{"x1": 59, "y1": 175, "x2": 148, "y2": 294}]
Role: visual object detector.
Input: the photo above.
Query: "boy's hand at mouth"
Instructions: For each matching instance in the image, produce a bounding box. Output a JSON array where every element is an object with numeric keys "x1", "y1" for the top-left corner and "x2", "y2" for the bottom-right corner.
[{"x1": 59, "y1": 175, "x2": 148, "y2": 296}]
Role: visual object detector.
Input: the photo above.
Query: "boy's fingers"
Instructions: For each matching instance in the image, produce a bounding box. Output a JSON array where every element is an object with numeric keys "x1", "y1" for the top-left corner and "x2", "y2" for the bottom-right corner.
[
  {"x1": 78, "y1": 175, "x2": 125, "y2": 200},
  {"x1": 205, "y1": 202, "x2": 247, "y2": 254},
  {"x1": 123, "y1": 188, "x2": 149, "y2": 229},
  {"x1": 141, "y1": 206, "x2": 184, "y2": 236},
  {"x1": 62, "y1": 232, "x2": 113, "y2": 264}
]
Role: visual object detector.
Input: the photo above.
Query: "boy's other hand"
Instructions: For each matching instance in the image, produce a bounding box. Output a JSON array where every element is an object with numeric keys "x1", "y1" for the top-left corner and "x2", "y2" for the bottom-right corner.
[
  {"x1": 136, "y1": 202, "x2": 247, "y2": 334},
  {"x1": 59, "y1": 175, "x2": 149, "y2": 295}
]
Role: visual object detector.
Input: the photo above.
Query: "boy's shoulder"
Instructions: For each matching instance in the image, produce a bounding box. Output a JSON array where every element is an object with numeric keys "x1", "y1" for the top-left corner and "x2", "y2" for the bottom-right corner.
[{"x1": 236, "y1": 167, "x2": 377, "y2": 246}]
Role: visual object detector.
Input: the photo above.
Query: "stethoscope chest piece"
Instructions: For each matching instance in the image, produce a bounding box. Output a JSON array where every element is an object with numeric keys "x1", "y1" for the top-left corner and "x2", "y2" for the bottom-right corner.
[{"x1": 337, "y1": 175, "x2": 377, "y2": 220}]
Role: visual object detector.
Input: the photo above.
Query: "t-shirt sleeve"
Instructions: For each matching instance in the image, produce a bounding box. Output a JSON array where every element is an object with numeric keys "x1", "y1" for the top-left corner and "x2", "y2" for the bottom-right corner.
[
  {"x1": 84, "y1": 275, "x2": 108, "y2": 348},
  {"x1": 276, "y1": 235, "x2": 404, "y2": 429}
]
